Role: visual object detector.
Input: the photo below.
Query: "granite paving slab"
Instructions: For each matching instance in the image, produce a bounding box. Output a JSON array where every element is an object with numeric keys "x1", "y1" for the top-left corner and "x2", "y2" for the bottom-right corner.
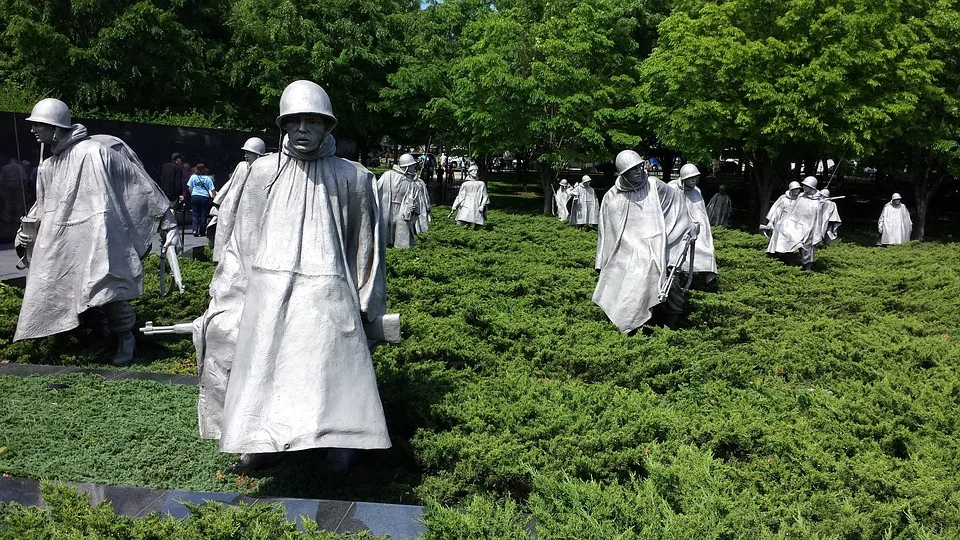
[{"x1": 339, "y1": 500, "x2": 426, "y2": 539}]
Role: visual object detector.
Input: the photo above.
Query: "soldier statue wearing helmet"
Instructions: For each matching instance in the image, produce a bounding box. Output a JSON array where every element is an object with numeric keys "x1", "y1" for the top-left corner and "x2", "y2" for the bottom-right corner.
[
  {"x1": 15, "y1": 97, "x2": 179, "y2": 366},
  {"x1": 569, "y1": 174, "x2": 599, "y2": 229},
  {"x1": 193, "y1": 80, "x2": 393, "y2": 473},
  {"x1": 706, "y1": 184, "x2": 733, "y2": 228},
  {"x1": 762, "y1": 175, "x2": 831, "y2": 270},
  {"x1": 554, "y1": 178, "x2": 573, "y2": 222},
  {"x1": 878, "y1": 192, "x2": 912, "y2": 245},
  {"x1": 377, "y1": 153, "x2": 420, "y2": 247},
  {"x1": 207, "y1": 137, "x2": 269, "y2": 261},
  {"x1": 667, "y1": 163, "x2": 717, "y2": 282},
  {"x1": 451, "y1": 163, "x2": 489, "y2": 228},
  {"x1": 593, "y1": 150, "x2": 699, "y2": 332}
]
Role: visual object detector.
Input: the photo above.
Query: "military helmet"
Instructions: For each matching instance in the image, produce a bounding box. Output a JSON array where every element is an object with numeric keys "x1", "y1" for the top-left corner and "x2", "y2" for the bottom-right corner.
[
  {"x1": 27, "y1": 98, "x2": 72, "y2": 129},
  {"x1": 559, "y1": 179, "x2": 569, "y2": 186},
  {"x1": 468, "y1": 164, "x2": 479, "y2": 175},
  {"x1": 275, "y1": 80, "x2": 338, "y2": 129},
  {"x1": 581, "y1": 174, "x2": 591, "y2": 184},
  {"x1": 241, "y1": 137, "x2": 266, "y2": 156},
  {"x1": 892, "y1": 193, "x2": 902, "y2": 200},
  {"x1": 615, "y1": 150, "x2": 644, "y2": 175},
  {"x1": 679, "y1": 163, "x2": 701, "y2": 181},
  {"x1": 398, "y1": 153, "x2": 417, "y2": 168},
  {"x1": 801, "y1": 176, "x2": 818, "y2": 189},
  {"x1": 788, "y1": 181, "x2": 801, "y2": 191}
]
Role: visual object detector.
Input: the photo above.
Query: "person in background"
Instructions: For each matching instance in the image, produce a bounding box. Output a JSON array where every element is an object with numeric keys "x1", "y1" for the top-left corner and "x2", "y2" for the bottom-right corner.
[
  {"x1": 187, "y1": 163, "x2": 216, "y2": 237},
  {"x1": 159, "y1": 152, "x2": 184, "y2": 203}
]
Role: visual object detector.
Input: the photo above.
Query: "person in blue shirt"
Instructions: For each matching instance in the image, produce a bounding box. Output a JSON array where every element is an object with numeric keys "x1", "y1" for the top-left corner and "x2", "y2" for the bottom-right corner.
[{"x1": 187, "y1": 163, "x2": 216, "y2": 236}]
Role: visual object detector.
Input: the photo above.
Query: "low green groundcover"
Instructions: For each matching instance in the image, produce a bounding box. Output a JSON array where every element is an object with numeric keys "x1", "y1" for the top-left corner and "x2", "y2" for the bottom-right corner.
[
  {"x1": 0, "y1": 482, "x2": 381, "y2": 539},
  {"x1": 1, "y1": 209, "x2": 959, "y2": 537}
]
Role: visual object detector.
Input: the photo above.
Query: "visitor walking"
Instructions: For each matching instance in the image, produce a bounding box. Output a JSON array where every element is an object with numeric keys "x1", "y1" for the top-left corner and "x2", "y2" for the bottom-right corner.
[{"x1": 187, "y1": 163, "x2": 216, "y2": 236}]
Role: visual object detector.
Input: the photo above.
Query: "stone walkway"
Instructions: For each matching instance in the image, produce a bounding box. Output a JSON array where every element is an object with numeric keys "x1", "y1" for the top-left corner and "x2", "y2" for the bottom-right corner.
[{"x1": 0, "y1": 363, "x2": 426, "y2": 538}]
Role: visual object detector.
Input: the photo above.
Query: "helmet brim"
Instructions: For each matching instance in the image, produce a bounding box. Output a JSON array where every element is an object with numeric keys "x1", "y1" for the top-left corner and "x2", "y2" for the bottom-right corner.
[
  {"x1": 25, "y1": 115, "x2": 71, "y2": 129},
  {"x1": 276, "y1": 112, "x2": 338, "y2": 130}
]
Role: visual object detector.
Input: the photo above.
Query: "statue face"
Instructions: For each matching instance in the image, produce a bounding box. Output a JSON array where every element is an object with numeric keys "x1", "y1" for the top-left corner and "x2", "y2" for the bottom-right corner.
[
  {"x1": 244, "y1": 151, "x2": 259, "y2": 164},
  {"x1": 622, "y1": 165, "x2": 643, "y2": 184},
  {"x1": 803, "y1": 186, "x2": 818, "y2": 197},
  {"x1": 30, "y1": 123, "x2": 57, "y2": 145},
  {"x1": 892, "y1": 199, "x2": 901, "y2": 207},
  {"x1": 682, "y1": 176, "x2": 699, "y2": 190},
  {"x1": 788, "y1": 188, "x2": 801, "y2": 199},
  {"x1": 283, "y1": 115, "x2": 329, "y2": 153}
]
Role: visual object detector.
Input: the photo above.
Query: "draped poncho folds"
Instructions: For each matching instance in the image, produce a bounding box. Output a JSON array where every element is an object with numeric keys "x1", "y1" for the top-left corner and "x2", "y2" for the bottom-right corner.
[
  {"x1": 209, "y1": 160, "x2": 252, "y2": 262},
  {"x1": 878, "y1": 203, "x2": 912, "y2": 245},
  {"x1": 452, "y1": 179, "x2": 490, "y2": 225},
  {"x1": 593, "y1": 174, "x2": 693, "y2": 333},
  {"x1": 377, "y1": 166, "x2": 417, "y2": 248},
  {"x1": 765, "y1": 192, "x2": 840, "y2": 260},
  {"x1": 194, "y1": 135, "x2": 391, "y2": 453},
  {"x1": 569, "y1": 184, "x2": 599, "y2": 226},
  {"x1": 15, "y1": 124, "x2": 170, "y2": 341},
  {"x1": 706, "y1": 191, "x2": 732, "y2": 227},
  {"x1": 667, "y1": 180, "x2": 717, "y2": 280}
]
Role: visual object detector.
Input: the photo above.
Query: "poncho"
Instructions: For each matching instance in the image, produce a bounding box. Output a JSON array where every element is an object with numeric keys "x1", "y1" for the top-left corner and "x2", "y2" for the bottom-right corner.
[
  {"x1": 15, "y1": 124, "x2": 170, "y2": 341},
  {"x1": 766, "y1": 194, "x2": 821, "y2": 255},
  {"x1": 668, "y1": 180, "x2": 717, "y2": 279},
  {"x1": 817, "y1": 199, "x2": 842, "y2": 244},
  {"x1": 452, "y1": 179, "x2": 490, "y2": 225},
  {"x1": 554, "y1": 187, "x2": 572, "y2": 222},
  {"x1": 878, "y1": 203, "x2": 912, "y2": 245},
  {"x1": 377, "y1": 167, "x2": 417, "y2": 248},
  {"x1": 706, "y1": 192, "x2": 732, "y2": 227},
  {"x1": 593, "y1": 174, "x2": 693, "y2": 333},
  {"x1": 209, "y1": 160, "x2": 252, "y2": 262},
  {"x1": 412, "y1": 177, "x2": 431, "y2": 235},
  {"x1": 194, "y1": 134, "x2": 391, "y2": 453},
  {"x1": 569, "y1": 184, "x2": 599, "y2": 226}
]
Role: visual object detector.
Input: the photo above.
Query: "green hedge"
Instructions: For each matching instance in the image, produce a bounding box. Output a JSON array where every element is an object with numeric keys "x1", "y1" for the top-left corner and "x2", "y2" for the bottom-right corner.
[{"x1": 0, "y1": 482, "x2": 381, "y2": 539}]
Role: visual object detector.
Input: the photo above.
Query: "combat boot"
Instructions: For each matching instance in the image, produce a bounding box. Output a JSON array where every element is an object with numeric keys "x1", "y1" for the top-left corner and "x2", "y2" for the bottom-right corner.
[{"x1": 111, "y1": 331, "x2": 136, "y2": 366}]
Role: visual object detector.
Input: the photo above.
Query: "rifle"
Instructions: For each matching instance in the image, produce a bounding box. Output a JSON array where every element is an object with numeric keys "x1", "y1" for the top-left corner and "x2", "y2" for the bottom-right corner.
[
  {"x1": 139, "y1": 313, "x2": 403, "y2": 344},
  {"x1": 158, "y1": 241, "x2": 185, "y2": 296},
  {"x1": 823, "y1": 149, "x2": 847, "y2": 191},
  {"x1": 658, "y1": 231, "x2": 696, "y2": 302}
]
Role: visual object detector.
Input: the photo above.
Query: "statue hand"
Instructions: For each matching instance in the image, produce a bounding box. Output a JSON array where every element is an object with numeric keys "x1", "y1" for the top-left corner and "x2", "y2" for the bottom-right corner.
[
  {"x1": 163, "y1": 226, "x2": 182, "y2": 252},
  {"x1": 16, "y1": 229, "x2": 34, "y2": 248}
]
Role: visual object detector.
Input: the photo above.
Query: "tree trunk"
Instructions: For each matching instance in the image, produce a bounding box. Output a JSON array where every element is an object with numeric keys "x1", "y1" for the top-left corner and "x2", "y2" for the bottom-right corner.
[
  {"x1": 517, "y1": 155, "x2": 528, "y2": 191},
  {"x1": 538, "y1": 161, "x2": 554, "y2": 216},
  {"x1": 652, "y1": 150, "x2": 677, "y2": 184},
  {"x1": 912, "y1": 167, "x2": 944, "y2": 241},
  {"x1": 477, "y1": 154, "x2": 490, "y2": 183},
  {"x1": 751, "y1": 150, "x2": 788, "y2": 222}
]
